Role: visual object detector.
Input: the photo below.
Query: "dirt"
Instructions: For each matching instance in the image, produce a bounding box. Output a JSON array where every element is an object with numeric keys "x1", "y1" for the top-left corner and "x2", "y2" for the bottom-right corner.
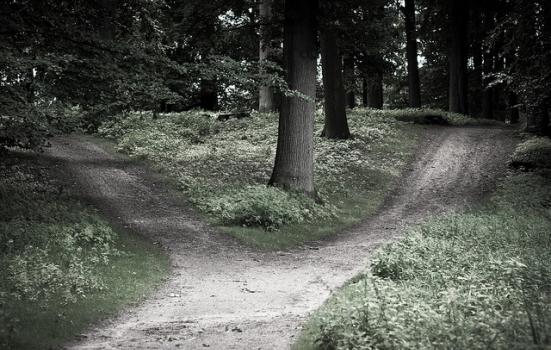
[{"x1": 45, "y1": 126, "x2": 516, "y2": 350}]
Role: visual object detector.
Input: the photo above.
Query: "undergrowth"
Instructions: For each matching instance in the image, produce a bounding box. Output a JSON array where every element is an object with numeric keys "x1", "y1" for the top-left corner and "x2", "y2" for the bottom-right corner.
[
  {"x1": 98, "y1": 108, "x2": 420, "y2": 248},
  {"x1": 386, "y1": 108, "x2": 502, "y2": 126},
  {"x1": 510, "y1": 136, "x2": 551, "y2": 170},
  {"x1": 293, "y1": 164, "x2": 551, "y2": 348},
  {"x1": 0, "y1": 154, "x2": 169, "y2": 350}
]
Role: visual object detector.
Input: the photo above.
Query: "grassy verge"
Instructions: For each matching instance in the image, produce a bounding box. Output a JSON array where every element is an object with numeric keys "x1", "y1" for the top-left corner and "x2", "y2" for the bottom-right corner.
[
  {"x1": 510, "y1": 135, "x2": 551, "y2": 170},
  {"x1": 385, "y1": 108, "x2": 502, "y2": 126},
  {"x1": 293, "y1": 139, "x2": 551, "y2": 350},
  {"x1": 98, "y1": 108, "x2": 422, "y2": 249},
  {"x1": 0, "y1": 153, "x2": 169, "y2": 350}
]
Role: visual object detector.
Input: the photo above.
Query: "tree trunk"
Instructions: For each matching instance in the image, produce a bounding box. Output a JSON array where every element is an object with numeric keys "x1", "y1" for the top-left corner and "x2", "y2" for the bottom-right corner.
[
  {"x1": 366, "y1": 72, "x2": 383, "y2": 109},
  {"x1": 258, "y1": 0, "x2": 275, "y2": 112},
  {"x1": 199, "y1": 79, "x2": 218, "y2": 111},
  {"x1": 320, "y1": 30, "x2": 350, "y2": 139},
  {"x1": 362, "y1": 78, "x2": 368, "y2": 107},
  {"x1": 525, "y1": 103, "x2": 550, "y2": 135},
  {"x1": 269, "y1": 0, "x2": 318, "y2": 196},
  {"x1": 343, "y1": 55, "x2": 355, "y2": 108},
  {"x1": 404, "y1": 0, "x2": 421, "y2": 107},
  {"x1": 448, "y1": 1, "x2": 469, "y2": 114},
  {"x1": 508, "y1": 92, "x2": 520, "y2": 124}
]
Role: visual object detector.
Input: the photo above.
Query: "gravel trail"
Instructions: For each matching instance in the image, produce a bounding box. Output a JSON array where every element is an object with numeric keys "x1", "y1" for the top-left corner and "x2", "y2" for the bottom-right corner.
[{"x1": 47, "y1": 126, "x2": 516, "y2": 350}]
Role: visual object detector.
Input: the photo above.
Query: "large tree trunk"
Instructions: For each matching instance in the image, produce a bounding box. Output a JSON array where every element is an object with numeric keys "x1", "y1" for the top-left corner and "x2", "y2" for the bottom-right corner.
[
  {"x1": 404, "y1": 0, "x2": 421, "y2": 108},
  {"x1": 362, "y1": 78, "x2": 368, "y2": 107},
  {"x1": 366, "y1": 72, "x2": 383, "y2": 109},
  {"x1": 320, "y1": 30, "x2": 350, "y2": 139},
  {"x1": 269, "y1": 0, "x2": 318, "y2": 195},
  {"x1": 448, "y1": 1, "x2": 469, "y2": 114},
  {"x1": 343, "y1": 55, "x2": 355, "y2": 108},
  {"x1": 258, "y1": 0, "x2": 275, "y2": 112},
  {"x1": 199, "y1": 79, "x2": 218, "y2": 110}
]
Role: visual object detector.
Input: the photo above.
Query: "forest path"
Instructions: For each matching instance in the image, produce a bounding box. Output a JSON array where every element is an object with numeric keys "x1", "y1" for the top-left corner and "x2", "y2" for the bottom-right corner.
[{"x1": 48, "y1": 126, "x2": 515, "y2": 350}]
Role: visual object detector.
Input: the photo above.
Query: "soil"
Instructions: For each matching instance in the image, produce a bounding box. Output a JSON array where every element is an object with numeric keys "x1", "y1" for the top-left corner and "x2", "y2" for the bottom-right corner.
[{"x1": 45, "y1": 125, "x2": 516, "y2": 350}]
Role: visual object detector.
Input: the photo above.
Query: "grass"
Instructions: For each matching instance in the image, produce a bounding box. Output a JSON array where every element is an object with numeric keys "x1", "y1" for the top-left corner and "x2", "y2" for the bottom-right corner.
[
  {"x1": 510, "y1": 135, "x2": 551, "y2": 170},
  {"x1": 385, "y1": 108, "x2": 503, "y2": 126},
  {"x1": 98, "y1": 108, "x2": 422, "y2": 249},
  {"x1": 0, "y1": 153, "x2": 170, "y2": 350},
  {"x1": 293, "y1": 148, "x2": 551, "y2": 349}
]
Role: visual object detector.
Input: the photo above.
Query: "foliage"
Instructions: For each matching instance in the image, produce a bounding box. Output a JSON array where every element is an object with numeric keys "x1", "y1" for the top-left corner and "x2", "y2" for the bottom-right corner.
[
  {"x1": 0, "y1": 162, "x2": 119, "y2": 303},
  {"x1": 203, "y1": 185, "x2": 337, "y2": 230},
  {"x1": 98, "y1": 108, "x2": 420, "y2": 248},
  {"x1": 296, "y1": 171, "x2": 551, "y2": 350},
  {"x1": 0, "y1": 0, "x2": 172, "y2": 149},
  {"x1": 510, "y1": 136, "x2": 551, "y2": 170},
  {"x1": 0, "y1": 154, "x2": 169, "y2": 350},
  {"x1": 380, "y1": 108, "x2": 501, "y2": 126}
]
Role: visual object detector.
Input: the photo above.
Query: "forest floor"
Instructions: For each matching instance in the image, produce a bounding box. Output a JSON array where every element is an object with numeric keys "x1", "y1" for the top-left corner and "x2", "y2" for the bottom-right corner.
[{"x1": 47, "y1": 125, "x2": 515, "y2": 350}]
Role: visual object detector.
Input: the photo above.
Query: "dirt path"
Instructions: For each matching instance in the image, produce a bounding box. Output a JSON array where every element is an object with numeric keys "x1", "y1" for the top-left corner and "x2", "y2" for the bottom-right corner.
[{"x1": 47, "y1": 126, "x2": 515, "y2": 350}]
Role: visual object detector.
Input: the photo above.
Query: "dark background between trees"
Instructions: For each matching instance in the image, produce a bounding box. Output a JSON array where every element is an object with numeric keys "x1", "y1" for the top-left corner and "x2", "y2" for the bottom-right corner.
[{"x1": 1, "y1": 0, "x2": 550, "y2": 193}]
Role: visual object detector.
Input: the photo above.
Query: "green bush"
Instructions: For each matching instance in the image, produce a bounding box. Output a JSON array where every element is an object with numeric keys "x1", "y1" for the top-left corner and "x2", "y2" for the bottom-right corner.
[
  {"x1": 302, "y1": 172, "x2": 551, "y2": 350},
  {"x1": 0, "y1": 154, "x2": 169, "y2": 350},
  {"x1": 385, "y1": 108, "x2": 500, "y2": 126},
  {"x1": 510, "y1": 136, "x2": 551, "y2": 170},
  {"x1": 202, "y1": 185, "x2": 336, "y2": 230},
  {"x1": 0, "y1": 161, "x2": 119, "y2": 303}
]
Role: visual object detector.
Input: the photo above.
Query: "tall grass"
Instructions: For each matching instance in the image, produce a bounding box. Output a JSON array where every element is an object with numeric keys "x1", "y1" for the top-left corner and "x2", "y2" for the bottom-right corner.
[{"x1": 294, "y1": 169, "x2": 551, "y2": 349}]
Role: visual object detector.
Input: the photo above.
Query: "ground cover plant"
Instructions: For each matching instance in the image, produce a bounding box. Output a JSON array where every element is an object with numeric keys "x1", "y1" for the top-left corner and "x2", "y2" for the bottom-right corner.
[
  {"x1": 510, "y1": 136, "x2": 551, "y2": 170},
  {"x1": 388, "y1": 108, "x2": 502, "y2": 126},
  {"x1": 98, "y1": 108, "x2": 421, "y2": 249},
  {"x1": 0, "y1": 154, "x2": 169, "y2": 350},
  {"x1": 293, "y1": 141, "x2": 551, "y2": 350}
]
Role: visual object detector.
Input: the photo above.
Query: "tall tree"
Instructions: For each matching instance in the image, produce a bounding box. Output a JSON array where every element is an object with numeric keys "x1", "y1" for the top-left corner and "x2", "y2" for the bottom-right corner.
[
  {"x1": 258, "y1": 0, "x2": 276, "y2": 112},
  {"x1": 269, "y1": 0, "x2": 318, "y2": 196},
  {"x1": 447, "y1": 1, "x2": 469, "y2": 114},
  {"x1": 343, "y1": 55, "x2": 356, "y2": 108},
  {"x1": 320, "y1": 29, "x2": 350, "y2": 139},
  {"x1": 365, "y1": 71, "x2": 384, "y2": 108},
  {"x1": 403, "y1": 0, "x2": 421, "y2": 107}
]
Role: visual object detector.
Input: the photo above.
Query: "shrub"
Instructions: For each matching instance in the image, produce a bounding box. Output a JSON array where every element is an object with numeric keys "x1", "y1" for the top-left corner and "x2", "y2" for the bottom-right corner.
[
  {"x1": 0, "y1": 161, "x2": 119, "y2": 303},
  {"x1": 384, "y1": 108, "x2": 500, "y2": 126},
  {"x1": 305, "y1": 172, "x2": 551, "y2": 350},
  {"x1": 202, "y1": 185, "x2": 336, "y2": 230},
  {"x1": 510, "y1": 136, "x2": 551, "y2": 170}
]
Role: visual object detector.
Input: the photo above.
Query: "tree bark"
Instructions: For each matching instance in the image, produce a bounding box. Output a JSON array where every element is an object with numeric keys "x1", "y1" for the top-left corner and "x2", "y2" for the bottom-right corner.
[
  {"x1": 343, "y1": 55, "x2": 355, "y2": 108},
  {"x1": 448, "y1": 1, "x2": 469, "y2": 114},
  {"x1": 269, "y1": 0, "x2": 318, "y2": 196},
  {"x1": 320, "y1": 29, "x2": 350, "y2": 139},
  {"x1": 366, "y1": 72, "x2": 383, "y2": 109},
  {"x1": 508, "y1": 92, "x2": 520, "y2": 124},
  {"x1": 258, "y1": 0, "x2": 275, "y2": 112},
  {"x1": 362, "y1": 78, "x2": 368, "y2": 107},
  {"x1": 404, "y1": 0, "x2": 421, "y2": 107},
  {"x1": 525, "y1": 104, "x2": 550, "y2": 135},
  {"x1": 199, "y1": 79, "x2": 218, "y2": 110}
]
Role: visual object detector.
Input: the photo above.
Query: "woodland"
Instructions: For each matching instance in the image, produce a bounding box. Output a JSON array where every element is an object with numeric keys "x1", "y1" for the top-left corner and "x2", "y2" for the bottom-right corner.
[{"x1": 1, "y1": 0, "x2": 551, "y2": 349}]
